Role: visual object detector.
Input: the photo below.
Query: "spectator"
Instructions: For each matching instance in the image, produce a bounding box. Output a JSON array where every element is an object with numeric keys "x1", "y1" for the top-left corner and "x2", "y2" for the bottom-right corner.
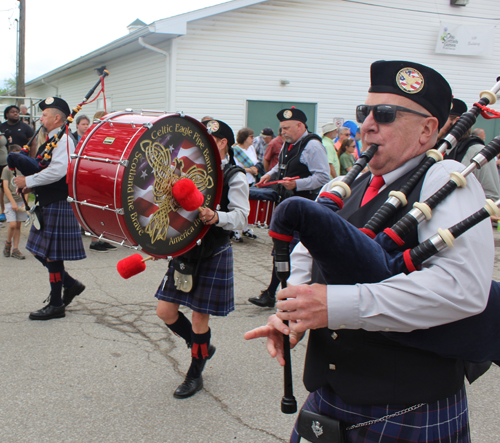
[
  {"x1": 472, "y1": 127, "x2": 486, "y2": 141},
  {"x1": 338, "y1": 137, "x2": 356, "y2": 176},
  {"x1": 321, "y1": 123, "x2": 340, "y2": 178},
  {"x1": 0, "y1": 133, "x2": 7, "y2": 226},
  {"x1": 233, "y1": 127, "x2": 259, "y2": 241},
  {"x1": 263, "y1": 128, "x2": 283, "y2": 172},
  {"x1": 20, "y1": 105, "x2": 35, "y2": 129},
  {"x1": 253, "y1": 127, "x2": 274, "y2": 162},
  {"x1": 334, "y1": 126, "x2": 350, "y2": 151},
  {"x1": 233, "y1": 127, "x2": 259, "y2": 185},
  {"x1": 72, "y1": 114, "x2": 90, "y2": 144},
  {"x1": 2, "y1": 144, "x2": 28, "y2": 259},
  {"x1": 0, "y1": 105, "x2": 36, "y2": 157}
]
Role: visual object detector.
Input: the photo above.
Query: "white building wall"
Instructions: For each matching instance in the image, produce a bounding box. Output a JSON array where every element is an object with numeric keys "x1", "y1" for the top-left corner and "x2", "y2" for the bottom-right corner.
[
  {"x1": 25, "y1": 0, "x2": 499, "y2": 134},
  {"x1": 173, "y1": 0, "x2": 500, "y2": 133},
  {"x1": 26, "y1": 47, "x2": 167, "y2": 129}
]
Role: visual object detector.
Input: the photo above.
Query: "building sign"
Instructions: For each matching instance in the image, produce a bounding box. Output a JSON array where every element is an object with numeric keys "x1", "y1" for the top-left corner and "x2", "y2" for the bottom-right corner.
[{"x1": 435, "y1": 22, "x2": 495, "y2": 56}]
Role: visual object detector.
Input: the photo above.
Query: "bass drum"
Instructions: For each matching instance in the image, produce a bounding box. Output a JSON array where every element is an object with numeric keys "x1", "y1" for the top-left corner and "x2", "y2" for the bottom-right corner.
[{"x1": 68, "y1": 111, "x2": 222, "y2": 258}]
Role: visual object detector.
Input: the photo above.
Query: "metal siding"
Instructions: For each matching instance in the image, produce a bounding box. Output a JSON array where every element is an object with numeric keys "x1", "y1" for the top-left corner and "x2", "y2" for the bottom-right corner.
[
  {"x1": 26, "y1": 48, "x2": 167, "y2": 129},
  {"x1": 174, "y1": 0, "x2": 500, "y2": 133},
  {"x1": 23, "y1": 0, "x2": 500, "y2": 134}
]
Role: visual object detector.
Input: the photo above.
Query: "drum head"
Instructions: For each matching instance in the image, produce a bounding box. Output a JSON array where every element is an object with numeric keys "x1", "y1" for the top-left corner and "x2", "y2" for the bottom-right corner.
[{"x1": 120, "y1": 115, "x2": 222, "y2": 257}]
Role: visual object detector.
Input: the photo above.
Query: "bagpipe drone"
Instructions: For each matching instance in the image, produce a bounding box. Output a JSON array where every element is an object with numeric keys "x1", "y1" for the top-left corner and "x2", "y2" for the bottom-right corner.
[{"x1": 7, "y1": 68, "x2": 110, "y2": 176}]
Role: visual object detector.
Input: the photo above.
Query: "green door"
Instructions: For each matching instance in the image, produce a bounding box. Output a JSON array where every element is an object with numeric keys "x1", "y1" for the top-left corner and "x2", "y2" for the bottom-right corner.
[
  {"x1": 247, "y1": 100, "x2": 317, "y2": 136},
  {"x1": 474, "y1": 115, "x2": 500, "y2": 143}
]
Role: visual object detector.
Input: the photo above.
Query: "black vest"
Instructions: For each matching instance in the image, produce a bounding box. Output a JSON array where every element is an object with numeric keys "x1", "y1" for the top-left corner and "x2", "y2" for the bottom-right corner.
[
  {"x1": 182, "y1": 163, "x2": 245, "y2": 260},
  {"x1": 444, "y1": 135, "x2": 484, "y2": 163},
  {"x1": 303, "y1": 161, "x2": 466, "y2": 405},
  {"x1": 33, "y1": 142, "x2": 69, "y2": 207},
  {"x1": 278, "y1": 133, "x2": 322, "y2": 200}
]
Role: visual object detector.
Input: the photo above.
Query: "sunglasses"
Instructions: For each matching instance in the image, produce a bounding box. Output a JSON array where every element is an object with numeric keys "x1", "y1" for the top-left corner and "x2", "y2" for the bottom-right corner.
[{"x1": 356, "y1": 104, "x2": 431, "y2": 124}]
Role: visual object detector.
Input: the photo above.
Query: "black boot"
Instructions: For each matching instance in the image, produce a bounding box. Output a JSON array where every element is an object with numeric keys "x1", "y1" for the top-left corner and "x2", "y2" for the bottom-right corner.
[
  {"x1": 29, "y1": 303, "x2": 65, "y2": 320},
  {"x1": 248, "y1": 289, "x2": 275, "y2": 308},
  {"x1": 174, "y1": 329, "x2": 215, "y2": 399}
]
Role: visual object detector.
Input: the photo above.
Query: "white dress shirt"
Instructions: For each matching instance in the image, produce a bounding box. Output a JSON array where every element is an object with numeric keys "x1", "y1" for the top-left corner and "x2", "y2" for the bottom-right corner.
[
  {"x1": 289, "y1": 155, "x2": 494, "y2": 332},
  {"x1": 25, "y1": 128, "x2": 75, "y2": 188}
]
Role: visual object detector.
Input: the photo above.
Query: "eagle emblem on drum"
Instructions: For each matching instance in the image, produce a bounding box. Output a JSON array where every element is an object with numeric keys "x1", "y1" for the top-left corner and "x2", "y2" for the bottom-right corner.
[
  {"x1": 396, "y1": 68, "x2": 424, "y2": 94},
  {"x1": 140, "y1": 140, "x2": 213, "y2": 244}
]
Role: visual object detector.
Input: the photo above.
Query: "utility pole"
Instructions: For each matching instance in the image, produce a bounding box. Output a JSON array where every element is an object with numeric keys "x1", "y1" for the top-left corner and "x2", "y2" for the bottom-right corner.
[{"x1": 16, "y1": 0, "x2": 26, "y2": 103}]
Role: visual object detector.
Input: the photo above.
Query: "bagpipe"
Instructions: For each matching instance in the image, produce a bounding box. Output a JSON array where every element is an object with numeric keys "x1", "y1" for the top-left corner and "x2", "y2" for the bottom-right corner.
[
  {"x1": 274, "y1": 145, "x2": 379, "y2": 414},
  {"x1": 7, "y1": 69, "x2": 110, "y2": 176},
  {"x1": 270, "y1": 78, "x2": 500, "y2": 412}
]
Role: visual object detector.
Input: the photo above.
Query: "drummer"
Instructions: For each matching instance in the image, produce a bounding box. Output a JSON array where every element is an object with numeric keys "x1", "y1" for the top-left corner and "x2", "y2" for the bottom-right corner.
[
  {"x1": 14, "y1": 97, "x2": 86, "y2": 320},
  {"x1": 155, "y1": 119, "x2": 249, "y2": 399}
]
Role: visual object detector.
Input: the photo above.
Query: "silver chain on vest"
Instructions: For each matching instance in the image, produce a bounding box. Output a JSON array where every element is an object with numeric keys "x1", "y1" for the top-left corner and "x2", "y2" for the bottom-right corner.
[{"x1": 345, "y1": 403, "x2": 426, "y2": 431}]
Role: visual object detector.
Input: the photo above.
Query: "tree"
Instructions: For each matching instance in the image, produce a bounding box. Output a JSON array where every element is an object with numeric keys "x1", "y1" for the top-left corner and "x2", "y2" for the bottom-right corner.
[{"x1": 0, "y1": 77, "x2": 16, "y2": 96}]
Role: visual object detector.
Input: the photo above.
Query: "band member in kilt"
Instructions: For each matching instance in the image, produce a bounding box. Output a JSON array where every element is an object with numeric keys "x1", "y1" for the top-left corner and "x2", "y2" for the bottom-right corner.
[
  {"x1": 14, "y1": 97, "x2": 86, "y2": 320},
  {"x1": 155, "y1": 119, "x2": 249, "y2": 399},
  {"x1": 245, "y1": 61, "x2": 494, "y2": 442}
]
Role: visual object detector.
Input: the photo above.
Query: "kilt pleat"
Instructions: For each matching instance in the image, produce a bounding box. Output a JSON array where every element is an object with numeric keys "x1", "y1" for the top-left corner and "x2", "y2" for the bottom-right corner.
[
  {"x1": 26, "y1": 200, "x2": 86, "y2": 261},
  {"x1": 292, "y1": 385, "x2": 470, "y2": 443},
  {"x1": 155, "y1": 243, "x2": 234, "y2": 316}
]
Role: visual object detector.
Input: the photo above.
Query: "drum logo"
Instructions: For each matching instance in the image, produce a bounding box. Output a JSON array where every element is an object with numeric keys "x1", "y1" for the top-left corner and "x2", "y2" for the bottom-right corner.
[
  {"x1": 139, "y1": 139, "x2": 213, "y2": 244},
  {"x1": 122, "y1": 117, "x2": 220, "y2": 257}
]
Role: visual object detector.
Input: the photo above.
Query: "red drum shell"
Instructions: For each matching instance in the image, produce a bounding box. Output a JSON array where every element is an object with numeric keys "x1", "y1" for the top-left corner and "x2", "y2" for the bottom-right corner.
[
  {"x1": 68, "y1": 111, "x2": 222, "y2": 258},
  {"x1": 248, "y1": 199, "x2": 275, "y2": 227}
]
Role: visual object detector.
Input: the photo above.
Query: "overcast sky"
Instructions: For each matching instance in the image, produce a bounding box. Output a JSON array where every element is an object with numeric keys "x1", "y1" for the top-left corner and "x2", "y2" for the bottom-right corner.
[{"x1": 0, "y1": 0, "x2": 229, "y2": 87}]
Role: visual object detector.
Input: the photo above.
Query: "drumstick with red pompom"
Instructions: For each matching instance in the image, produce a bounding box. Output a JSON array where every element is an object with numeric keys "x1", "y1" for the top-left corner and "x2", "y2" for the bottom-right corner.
[
  {"x1": 173, "y1": 178, "x2": 218, "y2": 225},
  {"x1": 117, "y1": 253, "x2": 153, "y2": 279},
  {"x1": 117, "y1": 178, "x2": 211, "y2": 279}
]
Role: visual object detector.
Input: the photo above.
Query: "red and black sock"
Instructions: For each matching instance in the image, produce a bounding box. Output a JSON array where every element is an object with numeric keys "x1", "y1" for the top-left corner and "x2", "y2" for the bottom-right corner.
[
  {"x1": 187, "y1": 329, "x2": 211, "y2": 379},
  {"x1": 46, "y1": 261, "x2": 64, "y2": 307}
]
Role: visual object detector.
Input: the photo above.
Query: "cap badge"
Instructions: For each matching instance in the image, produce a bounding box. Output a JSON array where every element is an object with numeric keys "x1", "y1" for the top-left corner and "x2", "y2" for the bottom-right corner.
[
  {"x1": 206, "y1": 120, "x2": 219, "y2": 133},
  {"x1": 45, "y1": 97, "x2": 55, "y2": 105},
  {"x1": 396, "y1": 68, "x2": 424, "y2": 94},
  {"x1": 283, "y1": 110, "x2": 293, "y2": 119}
]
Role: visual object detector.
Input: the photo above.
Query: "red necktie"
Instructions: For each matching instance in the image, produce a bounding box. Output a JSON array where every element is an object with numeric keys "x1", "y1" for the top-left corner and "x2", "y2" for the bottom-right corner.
[{"x1": 361, "y1": 176, "x2": 385, "y2": 206}]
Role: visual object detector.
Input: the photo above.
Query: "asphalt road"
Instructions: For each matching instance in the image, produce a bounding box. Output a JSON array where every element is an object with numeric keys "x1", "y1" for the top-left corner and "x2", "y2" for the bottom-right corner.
[{"x1": 1, "y1": 223, "x2": 499, "y2": 442}]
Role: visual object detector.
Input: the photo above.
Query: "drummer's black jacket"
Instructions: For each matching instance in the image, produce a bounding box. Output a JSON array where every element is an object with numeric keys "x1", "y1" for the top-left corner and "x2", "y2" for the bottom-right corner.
[{"x1": 304, "y1": 162, "x2": 468, "y2": 405}]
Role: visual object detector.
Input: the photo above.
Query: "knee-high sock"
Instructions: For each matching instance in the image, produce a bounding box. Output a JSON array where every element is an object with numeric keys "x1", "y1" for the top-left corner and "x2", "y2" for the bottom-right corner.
[
  {"x1": 46, "y1": 261, "x2": 65, "y2": 307},
  {"x1": 187, "y1": 328, "x2": 211, "y2": 379},
  {"x1": 165, "y1": 311, "x2": 192, "y2": 346},
  {"x1": 35, "y1": 256, "x2": 76, "y2": 289},
  {"x1": 34, "y1": 255, "x2": 47, "y2": 268}
]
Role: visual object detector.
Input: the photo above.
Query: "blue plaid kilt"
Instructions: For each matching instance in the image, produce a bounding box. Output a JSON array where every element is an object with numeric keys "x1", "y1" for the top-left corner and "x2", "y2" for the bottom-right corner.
[
  {"x1": 155, "y1": 243, "x2": 234, "y2": 316},
  {"x1": 292, "y1": 385, "x2": 470, "y2": 443},
  {"x1": 26, "y1": 200, "x2": 86, "y2": 261}
]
